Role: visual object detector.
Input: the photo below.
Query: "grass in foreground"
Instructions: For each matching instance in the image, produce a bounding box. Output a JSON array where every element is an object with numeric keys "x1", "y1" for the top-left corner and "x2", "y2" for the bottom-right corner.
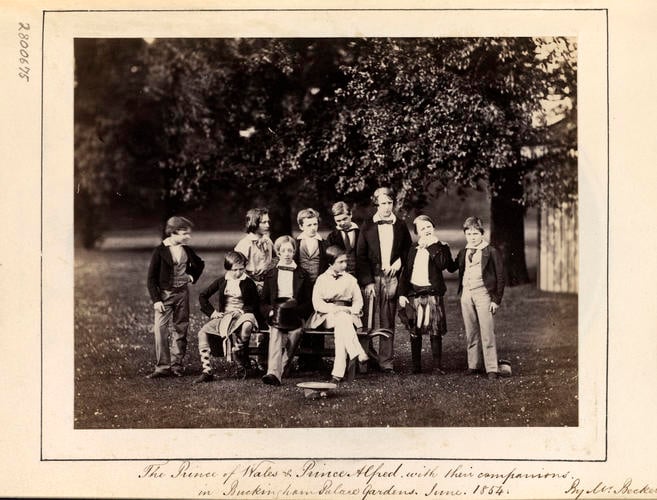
[{"x1": 74, "y1": 249, "x2": 577, "y2": 429}]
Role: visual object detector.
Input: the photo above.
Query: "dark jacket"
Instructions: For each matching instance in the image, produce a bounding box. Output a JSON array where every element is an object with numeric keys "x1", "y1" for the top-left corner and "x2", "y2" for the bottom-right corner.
[
  {"x1": 326, "y1": 227, "x2": 360, "y2": 252},
  {"x1": 198, "y1": 276, "x2": 264, "y2": 328},
  {"x1": 454, "y1": 245, "x2": 505, "y2": 305},
  {"x1": 399, "y1": 242, "x2": 456, "y2": 298},
  {"x1": 147, "y1": 244, "x2": 205, "y2": 303},
  {"x1": 261, "y1": 267, "x2": 313, "y2": 322},
  {"x1": 294, "y1": 238, "x2": 329, "y2": 279},
  {"x1": 356, "y1": 216, "x2": 412, "y2": 287}
]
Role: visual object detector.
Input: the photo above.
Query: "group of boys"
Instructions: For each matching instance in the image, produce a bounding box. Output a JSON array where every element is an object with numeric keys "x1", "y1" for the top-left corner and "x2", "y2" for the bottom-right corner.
[{"x1": 145, "y1": 186, "x2": 506, "y2": 384}]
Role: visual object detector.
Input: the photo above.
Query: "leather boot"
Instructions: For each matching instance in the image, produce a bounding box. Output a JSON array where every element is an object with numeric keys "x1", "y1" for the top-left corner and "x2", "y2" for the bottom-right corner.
[
  {"x1": 430, "y1": 335, "x2": 445, "y2": 374},
  {"x1": 410, "y1": 333, "x2": 422, "y2": 373}
]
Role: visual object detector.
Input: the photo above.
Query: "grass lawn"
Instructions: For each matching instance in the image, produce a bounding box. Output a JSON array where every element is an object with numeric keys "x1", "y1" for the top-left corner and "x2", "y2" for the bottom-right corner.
[{"x1": 74, "y1": 248, "x2": 577, "y2": 429}]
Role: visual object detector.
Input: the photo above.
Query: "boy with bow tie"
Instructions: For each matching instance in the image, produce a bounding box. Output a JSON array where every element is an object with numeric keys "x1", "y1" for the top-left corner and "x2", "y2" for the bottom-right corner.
[
  {"x1": 356, "y1": 187, "x2": 412, "y2": 374},
  {"x1": 294, "y1": 208, "x2": 329, "y2": 371},
  {"x1": 453, "y1": 216, "x2": 505, "y2": 379},
  {"x1": 326, "y1": 201, "x2": 359, "y2": 276},
  {"x1": 261, "y1": 236, "x2": 313, "y2": 386},
  {"x1": 306, "y1": 246, "x2": 369, "y2": 383}
]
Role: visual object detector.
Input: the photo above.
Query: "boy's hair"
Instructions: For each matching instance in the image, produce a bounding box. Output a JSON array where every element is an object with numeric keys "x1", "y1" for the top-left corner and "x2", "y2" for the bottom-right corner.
[
  {"x1": 463, "y1": 216, "x2": 485, "y2": 234},
  {"x1": 297, "y1": 208, "x2": 320, "y2": 227},
  {"x1": 326, "y1": 245, "x2": 347, "y2": 266},
  {"x1": 224, "y1": 251, "x2": 248, "y2": 270},
  {"x1": 244, "y1": 208, "x2": 269, "y2": 234},
  {"x1": 273, "y1": 235, "x2": 297, "y2": 254},
  {"x1": 331, "y1": 201, "x2": 351, "y2": 217},
  {"x1": 412, "y1": 214, "x2": 435, "y2": 233},
  {"x1": 372, "y1": 187, "x2": 395, "y2": 206},
  {"x1": 165, "y1": 216, "x2": 194, "y2": 236}
]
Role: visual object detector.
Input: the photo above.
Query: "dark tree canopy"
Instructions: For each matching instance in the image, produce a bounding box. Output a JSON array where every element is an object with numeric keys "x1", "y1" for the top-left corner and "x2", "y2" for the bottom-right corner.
[{"x1": 74, "y1": 37, "x2": 577, "y2": 285}]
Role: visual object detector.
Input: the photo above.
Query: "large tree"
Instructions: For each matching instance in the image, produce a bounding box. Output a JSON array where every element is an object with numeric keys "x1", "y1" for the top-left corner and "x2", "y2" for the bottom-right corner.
[{"x1": 75, "y1": 37, "x2": 577, "y2": 286}]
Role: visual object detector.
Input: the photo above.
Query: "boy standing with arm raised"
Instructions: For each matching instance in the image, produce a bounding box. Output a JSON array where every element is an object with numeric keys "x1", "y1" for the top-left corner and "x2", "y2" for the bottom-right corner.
[{"x1": 356, "y1": 187, "x2": 412, "y2": 373}]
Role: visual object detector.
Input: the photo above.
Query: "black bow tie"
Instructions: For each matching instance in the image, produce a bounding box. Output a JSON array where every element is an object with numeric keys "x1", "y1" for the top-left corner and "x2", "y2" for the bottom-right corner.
[
  {"x1": 342, "y1": 227, "x2": 356, "y2": 232},
  {"x1": 278, "y1": 266, "x2": 296, "y2": 272},
  {"x1": 332, "y1": 272, "x2": 343, "y2": 279},
  {"x1": 376, "y1": 219, "x2": 393, "y2": 225}
]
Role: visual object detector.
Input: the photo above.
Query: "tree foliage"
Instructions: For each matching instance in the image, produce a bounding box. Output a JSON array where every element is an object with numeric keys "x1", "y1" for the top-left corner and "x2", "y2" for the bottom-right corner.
[{"x1": 75, "y1": 36, "x2": 577, "y2": 276}]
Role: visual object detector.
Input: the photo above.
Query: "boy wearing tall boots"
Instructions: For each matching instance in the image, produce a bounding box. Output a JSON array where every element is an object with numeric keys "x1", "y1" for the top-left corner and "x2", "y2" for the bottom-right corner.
[
  {"x1": 356, "y1": 187, "x2": 412, "y2": 374},
  {"x1": 398, "y1": 215, "x2": 456, "y2": 374}
]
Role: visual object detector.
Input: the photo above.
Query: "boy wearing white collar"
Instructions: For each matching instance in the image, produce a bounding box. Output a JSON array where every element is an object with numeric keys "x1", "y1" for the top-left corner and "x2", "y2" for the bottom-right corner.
[
  {"x1": 454, "y1": 217, "x2": 505, "y2": 379},
  {"x1": 326, "y1": 201, "x2": 360, "y2": 276},
  {"x1": 194, "y1": 251, "x2": 263, "y2": 383},
  {"x1": 146, "y1": 216, "x2": 205, "y2": 379},
  {"x1": 356, "y1": 187, "x2": 412, "y2": 373},
  {"x1": 306, "y1": 246, "x2": 369, "y2": 383},
  {"x1": 234, "y1": 208, "x2": 274, "y2": 294},
  {"x1": 398, "y1": 215, "x2": 456, "y2": 374},
  {"x1": 294, "y1": 208, "x2": 329, "y2": 371}
]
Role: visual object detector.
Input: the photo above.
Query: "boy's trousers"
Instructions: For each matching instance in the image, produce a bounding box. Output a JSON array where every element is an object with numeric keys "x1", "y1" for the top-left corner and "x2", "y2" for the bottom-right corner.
[
  {"x1": 371, "y1": 274, "x2": 398, "y2": 370},
  {"x1": 460, "y1": 286, "x2": 498, "y2": 374},
  {"x1": 153, "y1": 287, "x2": 189, "y2": 372},
  {"x1": 266, "y1": 326, "x2": 303, "y2": 382},
  {"x1": 331, "y1": 312, "x2": 367, "y2": 379}
]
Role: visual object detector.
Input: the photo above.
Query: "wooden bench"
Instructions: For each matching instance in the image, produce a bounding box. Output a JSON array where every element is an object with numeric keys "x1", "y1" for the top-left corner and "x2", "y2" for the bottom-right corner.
[{"x1": 248, "y1": 327, "x2": 390, "y2": 380}]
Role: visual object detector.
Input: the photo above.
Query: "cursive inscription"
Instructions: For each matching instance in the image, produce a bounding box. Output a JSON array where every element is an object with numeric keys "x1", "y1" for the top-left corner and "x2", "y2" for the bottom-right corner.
[
  {"x1": 565, "y1": 478, "x2": 657, "y2": 499},
  {"x1": 134, "y1": 460, "x2": 654, "y2": 499}
]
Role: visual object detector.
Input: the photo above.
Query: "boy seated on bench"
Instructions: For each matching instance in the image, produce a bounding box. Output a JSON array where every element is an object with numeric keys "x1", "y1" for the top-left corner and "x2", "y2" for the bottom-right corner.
[
  {"x1": 261, "y1": 236, "x2": 313, "y2": 386},
  {"x1": 306, "y1": 245, "x2": 369, "y2": 384}
]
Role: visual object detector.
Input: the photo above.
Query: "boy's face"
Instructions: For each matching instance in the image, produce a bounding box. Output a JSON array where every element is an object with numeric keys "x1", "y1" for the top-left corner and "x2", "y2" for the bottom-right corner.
[
  {"x1": 277, "y1": 242, "x2": 295, "y2": 264},
  {"x1": 257, "y1": 214, "x2": 270, "y2": 236},
  {"x1": 170, "y1": 228, "x2": 192, "y2": 245},
  {"x1": 375, "y1": 197, "x2": 394, "y2": 218},
  {"x1": 227, "y1": 262, "x2": 246, "y2": 280},
  {"x1": 464, "y1": 228, "x2": 484, "y2": 247},
  {"x1": 331, "y1": 254, "x2": 348, "y2": 273},
  {"x1": 299, "y1": 217, "x2": 319, "y2": 237},
  {"x1": 334, "y1": 212, "x2": 353, "y2": 231},
  {"x1": 416, "y1": 220, "x2": 434, "y2": 239}
]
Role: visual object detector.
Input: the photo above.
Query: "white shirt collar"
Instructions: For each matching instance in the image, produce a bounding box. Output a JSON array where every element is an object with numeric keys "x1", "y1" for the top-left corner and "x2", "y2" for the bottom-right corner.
[
  {"x1": 226, "y1": 273, "x2": 247, "y2": 282},
  {"x1": 297, "y1": 233, "x2": 323, "y2": 241},
  {"x1": 163, "y1": 237, "x2": 181, "y2": 247},
  {"x1": 465, "y1": 240, "x2": 489, "y2": 250},
  {"x1": 373, "y1": 212, "x2": 397, "y2": 224},
  {"x1": 246, "y1": 233, "x2": 270, "y2": 242},
  {"x1": 416, "y1": 235, "x2": 439, "y2": 248},
  {"x1": 277, "y1": 261, "x2": 297, "y2": 270}
]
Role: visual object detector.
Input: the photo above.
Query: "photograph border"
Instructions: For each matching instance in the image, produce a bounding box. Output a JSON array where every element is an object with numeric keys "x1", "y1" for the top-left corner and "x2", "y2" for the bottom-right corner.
[{"x1": 41, "y1": 6, "x2": 608, "y2": 463}]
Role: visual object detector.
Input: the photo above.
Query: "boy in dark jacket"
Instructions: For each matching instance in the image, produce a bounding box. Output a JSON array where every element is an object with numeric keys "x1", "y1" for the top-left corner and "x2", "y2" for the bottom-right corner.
[
  {"x1": 453, "y1": 216, "x2": 505, "y2": 379},
  {"x1": 398, "y1": 215, "x2": 456, "y2": 374},
  {"x1": 146, "y1": 216, "x2": 205, "y2": 379}
]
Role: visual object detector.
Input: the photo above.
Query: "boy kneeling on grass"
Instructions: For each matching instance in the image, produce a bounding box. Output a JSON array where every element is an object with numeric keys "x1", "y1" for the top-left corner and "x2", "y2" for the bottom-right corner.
[
  {"x1": 194, "y1": 251, "x2": 263, "y2": 384},
  {"x1": 306, "y1": 245, "x2": 369, "y2": 384}
]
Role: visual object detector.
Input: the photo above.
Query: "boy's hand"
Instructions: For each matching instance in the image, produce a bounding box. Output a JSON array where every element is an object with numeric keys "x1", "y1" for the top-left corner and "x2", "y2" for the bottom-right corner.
[
  {"x1": 153, "y1": 301, "x2": 165, "y2": 313},
  {"x1": 365, "y1": 283, "x2": 376, "y2": 298},
  {"x1": 489, "y1": 302, "x2": 499, "y2": 315},
  {"x1": 211, "y1": 310, "x2": 223, "y2": 319},
  {"x1": 398, "y1": 296, "x2": 409, "y2": 308}
]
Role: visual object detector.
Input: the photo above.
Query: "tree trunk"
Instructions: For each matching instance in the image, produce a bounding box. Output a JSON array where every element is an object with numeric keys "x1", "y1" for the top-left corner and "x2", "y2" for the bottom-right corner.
[
  {"x1": 489, "y1": 169, "x2": 530, "y2": 287},
  {"x1": 263, "y1": 188, "x2": 293, "y2": 241}
]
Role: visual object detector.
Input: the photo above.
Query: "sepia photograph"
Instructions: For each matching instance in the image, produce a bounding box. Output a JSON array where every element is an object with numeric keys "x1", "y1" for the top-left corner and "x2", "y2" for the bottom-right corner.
[
  {"x1": 11, "y1": 3, "x2": 657, "y2": 498},
  {"x1": 73, "y1": 36, "x2": 578, "y2": 430}
]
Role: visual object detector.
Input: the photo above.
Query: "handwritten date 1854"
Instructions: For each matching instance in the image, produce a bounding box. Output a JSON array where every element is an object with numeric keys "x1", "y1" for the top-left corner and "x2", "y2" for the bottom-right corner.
[{"x1": 18, "y1": 22, "x2": 30, "y2": 82}]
